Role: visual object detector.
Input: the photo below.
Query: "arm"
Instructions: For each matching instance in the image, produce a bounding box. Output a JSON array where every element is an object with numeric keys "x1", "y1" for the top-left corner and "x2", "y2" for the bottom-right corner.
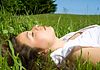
[{"x1": 71, "y1": 47, "x2": 100, "y2": 64}]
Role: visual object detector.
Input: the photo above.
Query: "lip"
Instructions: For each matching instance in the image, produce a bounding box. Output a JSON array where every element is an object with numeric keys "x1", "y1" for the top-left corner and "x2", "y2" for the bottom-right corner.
[{"x1": 32, "y1": 26, "x2": 51, "y2": 31}]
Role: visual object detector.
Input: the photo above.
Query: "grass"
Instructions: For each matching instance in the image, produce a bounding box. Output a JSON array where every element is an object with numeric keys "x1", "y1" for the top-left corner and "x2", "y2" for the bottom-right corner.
[{"x1": 0, "y1": 10, "x2": 100, "y2": 70}]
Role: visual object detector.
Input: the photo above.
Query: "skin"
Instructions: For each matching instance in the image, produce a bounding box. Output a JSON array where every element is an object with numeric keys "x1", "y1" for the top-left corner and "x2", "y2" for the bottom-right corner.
[
  {"x1": 72, "y1": 47, "x2": 100, "y2": 64},
  {"x1": 16, "y1": 25, "x2": 100, "y2": 64}
]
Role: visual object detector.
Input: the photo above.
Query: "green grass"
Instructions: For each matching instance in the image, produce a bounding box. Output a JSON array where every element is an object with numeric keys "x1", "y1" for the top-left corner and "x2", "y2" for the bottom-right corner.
[{"x1": 0, "y1": 11, "x2": 100, "y2": 70}]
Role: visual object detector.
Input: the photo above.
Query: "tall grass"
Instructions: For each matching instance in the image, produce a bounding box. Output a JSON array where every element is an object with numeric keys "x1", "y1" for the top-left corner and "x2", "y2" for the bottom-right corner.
[{"x1": 0, "y1": 10, "x2": 100, "y2": 70}]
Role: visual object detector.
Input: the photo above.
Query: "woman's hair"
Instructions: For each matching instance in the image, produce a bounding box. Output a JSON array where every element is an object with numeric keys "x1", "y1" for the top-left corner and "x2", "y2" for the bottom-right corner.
[
  {"x1": 1, "y1": 37, "x2": 75, "y2": 70},
  {"x1": 1, "y1": 37, "x2": 40, "y2": 70},
  {"x1": 11, "y1": 37, "x2": 40, "y2": 69}
]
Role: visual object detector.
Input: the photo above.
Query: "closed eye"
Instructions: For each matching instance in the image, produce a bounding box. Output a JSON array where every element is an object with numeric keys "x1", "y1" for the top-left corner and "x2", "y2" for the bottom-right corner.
[{"x1": 32, "y1": 32, "x2": 34, "y2": 37}]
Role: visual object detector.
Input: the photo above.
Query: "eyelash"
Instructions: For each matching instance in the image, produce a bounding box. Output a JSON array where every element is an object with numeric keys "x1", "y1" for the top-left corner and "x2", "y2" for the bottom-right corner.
[{"x1": 32, "y1": 32, "x2": 34, "y2": 37}]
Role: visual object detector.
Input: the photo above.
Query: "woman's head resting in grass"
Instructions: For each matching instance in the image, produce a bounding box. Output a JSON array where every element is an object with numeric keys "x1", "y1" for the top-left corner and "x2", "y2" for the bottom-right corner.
[
  {"x1": 12, "y1": 25, "x2": 65, "y2": 69},
  {"x1": 11, "y1": 25, "x2": 65, "y2": 69},
  {"x1": 15, "y1": 25, "x2": 57, "y2": 53}
]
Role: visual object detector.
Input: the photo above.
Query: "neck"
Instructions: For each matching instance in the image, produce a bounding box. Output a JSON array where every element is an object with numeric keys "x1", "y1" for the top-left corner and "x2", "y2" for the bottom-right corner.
[{"x1": 49, "y1": 37, "x2": 66, "y2": 52}]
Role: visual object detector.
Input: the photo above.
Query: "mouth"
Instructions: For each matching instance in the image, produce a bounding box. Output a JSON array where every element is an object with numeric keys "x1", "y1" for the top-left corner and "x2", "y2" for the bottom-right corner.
[
  {"x1": 38, "y1": 26, "x2": 47, "y2": 30},
  {"x1": 32, "y1": 25, "x2": 52, "y2": 31}
]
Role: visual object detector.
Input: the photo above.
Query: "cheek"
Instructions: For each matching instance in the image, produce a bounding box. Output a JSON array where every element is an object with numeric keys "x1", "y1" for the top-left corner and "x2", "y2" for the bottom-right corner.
[
  {"x1": 34, "y1": 39, "x2": 49, "y2": 49},
  {"x1": 34, "y1": 30, "x2": 56, "y2": 47},
  {"x1": 36, "y1": 32, "x2": 48, "y2": 41}
]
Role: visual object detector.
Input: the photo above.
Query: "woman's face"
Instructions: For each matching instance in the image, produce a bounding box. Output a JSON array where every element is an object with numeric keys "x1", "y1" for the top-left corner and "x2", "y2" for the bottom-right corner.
[{"x1": 16, "y1": 25, "x2": 56, "y2": 50}]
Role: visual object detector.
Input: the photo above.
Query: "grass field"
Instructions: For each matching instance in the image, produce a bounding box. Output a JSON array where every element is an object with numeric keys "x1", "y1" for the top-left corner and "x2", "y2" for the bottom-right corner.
[{"x1": 0, "y1": 11, "x2": 100, "y2": 70}]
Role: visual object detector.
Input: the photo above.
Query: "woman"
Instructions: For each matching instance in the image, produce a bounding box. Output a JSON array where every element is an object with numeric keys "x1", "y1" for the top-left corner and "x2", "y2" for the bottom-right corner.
[{"x1": 14, "y1": 24, "x2": 100, "y2": 67}]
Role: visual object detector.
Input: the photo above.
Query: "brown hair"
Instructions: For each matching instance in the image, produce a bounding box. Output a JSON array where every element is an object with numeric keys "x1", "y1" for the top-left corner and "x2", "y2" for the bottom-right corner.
[
  {"x1": 1, "y1": 37, "x2": 40, "y2": 70},
  {"x1": 2, "y1": 37, "x2": 75, "y2": 70},
  {"x1": 2, "y1": 35, "x2": 58, "y2": 70},
  {"x1": 11, "y1": 37, "x2": 40, "y2": 69}
]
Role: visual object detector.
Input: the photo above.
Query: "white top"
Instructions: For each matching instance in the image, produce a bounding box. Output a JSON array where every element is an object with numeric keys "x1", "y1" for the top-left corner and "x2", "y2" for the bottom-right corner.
[{"x1": 50, "y1": 25, "x2": 100, "y2": 65}]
